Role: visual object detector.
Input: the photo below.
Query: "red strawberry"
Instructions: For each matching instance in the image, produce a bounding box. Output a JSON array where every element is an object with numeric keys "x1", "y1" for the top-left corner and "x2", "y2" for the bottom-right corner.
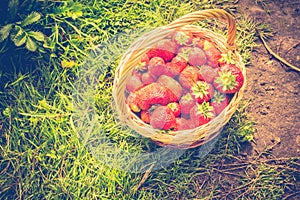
[
  {"x1": 148, "y1": 56, "x2": 165, "y2": 77},
  {"x1": 179, "y1": 47, "x2": 207, "y2": 67},
  {"x1": 189, "y1": 47, "x2": 207, "y2": 67},
  {"x1": 141, "y1": 53, "x2": 150, "y2": 65},
  {"x1": 198, "y1": 65, "x2": 218, "y2": 83},
  {"x1": 174, "y1": 118, "x2": 192, "y2": 131},
  {"x1": 150, "y1": 106, "x2": 176, "y2": 130},
  {"x1": 169, "y1": 55, "x2": 187, "y2": 75},
  {"x1": 132, "y1": 69, "x2": 143, "y2": 79},
  {"x1": 192, "y1": 37, "x2": 205, "y2": 49},
  {"x1": 178, "y1": 66, "x2": 199, "y2": 89},
  {"x1": 190, "y1": 102, "x2": 215, "y2": 126},
  {"x1": 205, "y1": 47, "x2": 222, "y2": 68},
  {"x1": 142, "y1": 72, "x2": 156, "y2": 85},
  {"x1": 147, "y1": 39, "x2": 177, "y2": 62},
  {"x1": 191, "y1": 81, "x2": 214, "y2": 103},
  {"x1": 172, "y1": 30, "x2": 194, "y2": 46},
  {"x1": 163, "y1": 63, "x2": 177, "y2": 78},
  {"x1": 126, "y1": 93, "x2": 141, "y2": 113},
  {"x1": 126, "y1": 74, "x2": 143, "y2": 92},
  {"x1": 179, "y1": 93, "x2": 196, "y2": 116},
  {"x1": 157, "y1": 75, "x2": 183, "y2": 99},
  {"x1": 213, "y1": 64, "x2": 244, "y2": 94},
  {"x1": 135, "y1": 54, "x2": 150, "y2": 73},
  {"x1": 167, "y1": 102, "x2": 181, "y2": 117},
  {"x1": 203, "y1": 40, "x2": 215, "y2": 50},
  {"x1": 135, "y1": 83, "x2": 178, "y2": 110},
  {"x1": 141, "y1": 110, "x2": 151, "y2": 124},
  {"x1": 211, "y1": 91, "x2": 230, "y2": 115}
]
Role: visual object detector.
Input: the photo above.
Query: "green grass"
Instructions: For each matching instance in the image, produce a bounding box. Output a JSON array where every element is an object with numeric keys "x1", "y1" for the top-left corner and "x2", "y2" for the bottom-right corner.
[{"x1": 0, "y1": 0, "x2": 299, "y2": 199}]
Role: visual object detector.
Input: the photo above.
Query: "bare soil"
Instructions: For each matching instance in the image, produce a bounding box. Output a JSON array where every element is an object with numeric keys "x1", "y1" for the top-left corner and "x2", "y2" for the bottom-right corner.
[{"x1": 237, "y1": 0, "x2": 300, "y2": 157}]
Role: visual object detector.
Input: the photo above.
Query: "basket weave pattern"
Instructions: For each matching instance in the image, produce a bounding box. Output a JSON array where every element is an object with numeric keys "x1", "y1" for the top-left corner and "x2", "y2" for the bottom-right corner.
[{"x1": 113, "y1": 9, "x2": 246, "y2": 149}]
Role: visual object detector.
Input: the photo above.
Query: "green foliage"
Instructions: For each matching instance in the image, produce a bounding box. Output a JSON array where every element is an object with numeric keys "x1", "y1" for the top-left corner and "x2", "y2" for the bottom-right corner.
[{"x1": 0, "y1": 11, "x2": 44, "y2": 52}]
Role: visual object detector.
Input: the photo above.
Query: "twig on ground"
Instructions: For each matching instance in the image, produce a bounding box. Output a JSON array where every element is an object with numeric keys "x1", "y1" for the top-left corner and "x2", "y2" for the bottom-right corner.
[
  {"x1": 285, "y1": 41, "x2": 300, "y2": 55},
  {"x1": 256, "y1": 28, "x2": 300, "y2": 72},
  {"x1": 132, "y1": 162, "x2": 156, "y2": 192},
  {"x1": 213, "y1": 168, "x2": 248, "y2": 178},
  {"x1": 282, "y1": 191, "x2": 300, "y2": 200}
]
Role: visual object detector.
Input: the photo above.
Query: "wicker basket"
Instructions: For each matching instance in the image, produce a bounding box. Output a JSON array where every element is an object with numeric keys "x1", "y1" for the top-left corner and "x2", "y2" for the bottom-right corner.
[{"x1": 112, "y1": 9, "x2": 246, "y2": 149}]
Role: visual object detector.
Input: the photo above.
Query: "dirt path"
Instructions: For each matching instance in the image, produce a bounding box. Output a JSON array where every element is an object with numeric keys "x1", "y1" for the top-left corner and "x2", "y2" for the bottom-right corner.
[{"x1": 237, "y1": 0, "x2": 300, "y2": 157}]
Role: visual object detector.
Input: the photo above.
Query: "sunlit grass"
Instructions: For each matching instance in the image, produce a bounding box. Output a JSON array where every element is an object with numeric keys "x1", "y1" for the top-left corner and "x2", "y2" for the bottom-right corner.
[{"x1": 0, "y1": 0, "x2": 299, "y2": 199}]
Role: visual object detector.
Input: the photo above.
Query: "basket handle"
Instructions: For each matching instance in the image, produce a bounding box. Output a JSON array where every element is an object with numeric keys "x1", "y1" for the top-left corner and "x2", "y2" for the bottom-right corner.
[{"x1": 166, "y1": 9, "x2": 237, "y2": 50}]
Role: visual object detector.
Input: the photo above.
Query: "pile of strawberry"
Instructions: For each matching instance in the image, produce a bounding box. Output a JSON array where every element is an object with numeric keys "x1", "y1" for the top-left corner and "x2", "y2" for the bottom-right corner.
[{"x1": 125, "y1": 29, "x2": 244, "y2": 131}]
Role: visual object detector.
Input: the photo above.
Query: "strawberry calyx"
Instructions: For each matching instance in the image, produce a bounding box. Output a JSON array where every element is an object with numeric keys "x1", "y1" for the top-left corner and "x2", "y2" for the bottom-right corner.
[
  {"x1": 135, "y1": 61, "x2": 148, "y2": 72},
  {"x1": 177, "y1": 47, "x2": 190, "y2": 62},
  {"x1": 167, "y1": 102, "x2": 181, "y2": 117},
  {"x1": 175, "y1": 33, "x2": 190, "y2": 45},
  {"x1": 211, "y1": 91, "x2": 226, "y2": 104},
  {"x1": 214, "y1": 69, "x2": 238, "y2": 92},
  {"x1": 219, "y1": 51, "x2": 236, "y2": 65},
  {"x1": 173, "y1": 30, "x2": 193, "y2": 46},
  {"x1": 135, "y1": 54, "x2": 149, "y2": 72},
  {"x1": 196, "y1": 102, "x2": 214, "y2": 119},
  {"x1": 181, "y1": 92, "x2": 193, "y2": 101},
  {"x1": 191, "y1": 81, "x2": 210, "y2": 100}
]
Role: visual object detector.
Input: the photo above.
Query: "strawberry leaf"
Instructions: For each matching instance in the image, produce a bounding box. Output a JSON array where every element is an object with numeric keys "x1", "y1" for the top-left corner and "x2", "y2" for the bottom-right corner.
[
  {"x1": 21, "y1": 12, "x2": 41, "y2": 27},
  {"x1": 28, "y1": 31, "x2": 45, "y2": 42},
  {"x1": 0, "y1": 24, "x2": 13, "y2": 42},
  {"x1": 25, "y1": 36, "x2": 38, "y2": 52},
  {"x1": 11, "y1": 31, "x2": 26, "y2": 47}
]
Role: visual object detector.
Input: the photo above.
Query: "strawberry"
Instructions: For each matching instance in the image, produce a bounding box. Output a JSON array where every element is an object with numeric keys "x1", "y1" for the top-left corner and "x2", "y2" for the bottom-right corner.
[
  {"x1": 178, "y1": 66, "x2": 199, "y2": 89},
  {"x1": 148, "y1": 56, "x2": 166, "y2": 77},
  {"x1": 203, "y1": 40, "x2": 215, "y2": 50},
  {"x1": 126, "y1": 73, "x2": 143, "y2": 92},
  {"x1": 179, "y1": 93, "x2": 196, "y2": 116},
  {"x1": 179, "y1": 47, "x2": 207, "y2": 67},
  {"x1": 174, "y1": 118, "x2": 192, "y2": 131},
  {"x1": 219, "y1": 51, "x2": 236, "y2": 65},
  {"x1": 198, "y1": 64, "x2": 218, "y2": 83},
  {"x1": 142, "y1": 72, "x2": 156, "y2": 85},
  {"x1": 172, "y1": 30, "x2": 194, "y2": 46},
  {"x1": 189, "y1": 47, "x2": 207, "y2": 67},
  {"x1": 163, "y1": 63, "x2": 177, "y2": 78},
  {"x1": 169, "y1": 55, "x2": 187, "y2": 75},
  {"x1": 150, "y1": 106, "x2": 176, "y2": 130},
  {"x1": 213, "y1": 64, "x2": 244, "y2": 94},
  {"x1": 167, "y1": 102, "x2": 181, "y2": 117},
  {"x1": 141, "y1": 110, "x2": 151, "y2": 124},
  {"x1": 211, "y1": 91, "x2": 230, "y2": 115},
  {"x1": 132, "y1": 69, "x2": 143, "y2": 79},
  {"x1": 126, "y1": 93, "x2": 141, "y2": 113},
  {"x1": 192, "y1": 37, "x2": 205, "y2": 49},
  {"x1": 135, "y1": 83, "x2": 178, "y2": 110},
  {"x1": 205, "y1": 47, "x2": 222, "y2": 68},
  {"x1": 190, "y1": 102, "x2": 215, "y2": 126},
  {"x1": 164, "y1": 57, "x2": 187, "y2": 78},
  {"x1": 146, "y1": 39, "x2": 177, "y2": 62},
  {"x1": 135, "y1": 54, "x2": 150, "y2": 73},
  {"x1": 157, "y1": 75, "x2": 183, "y2": 99},
  {"x1": 191, "y1": 81, "x2": 214, "y2": 103}
]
